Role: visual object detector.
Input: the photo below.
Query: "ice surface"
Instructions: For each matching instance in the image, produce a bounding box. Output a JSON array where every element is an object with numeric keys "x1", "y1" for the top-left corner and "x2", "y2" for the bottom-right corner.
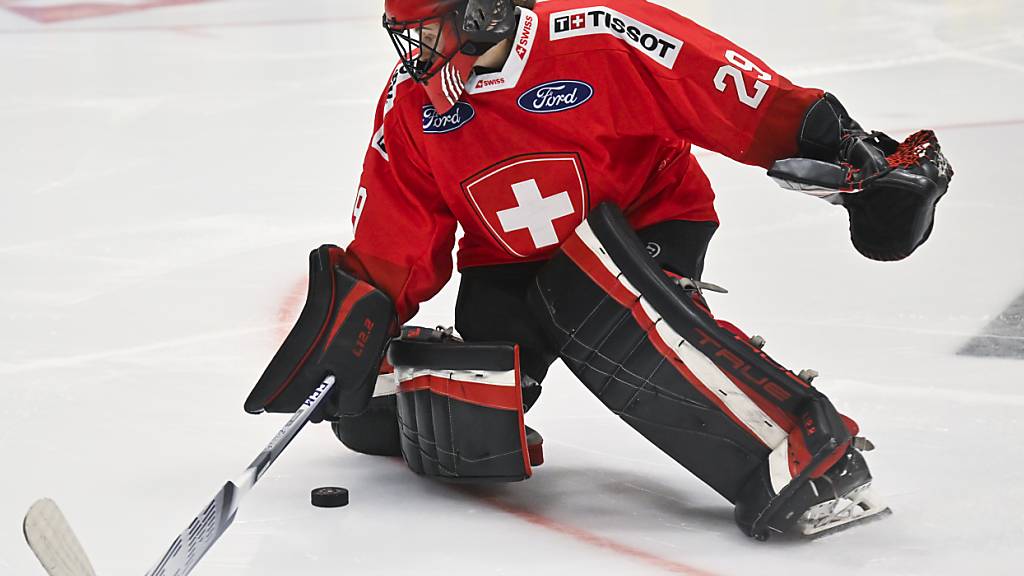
[{"x1": 2, "y1": 1, "x2": 1022, "y2": 575}]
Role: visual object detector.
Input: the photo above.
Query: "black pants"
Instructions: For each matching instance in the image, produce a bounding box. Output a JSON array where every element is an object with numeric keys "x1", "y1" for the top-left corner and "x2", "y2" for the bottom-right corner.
[{"x1": 455, "y1": 219, "x2": 718, "y2": 385}]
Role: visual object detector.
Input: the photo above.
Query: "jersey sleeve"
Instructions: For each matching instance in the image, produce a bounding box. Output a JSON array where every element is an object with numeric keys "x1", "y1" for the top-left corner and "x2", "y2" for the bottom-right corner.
[
  {"x1": 608, "y1": 1, "x2": 823, "y2": 167},
  {"x1": 341, "y1": 73, "x2": 457, "y2": 325}
]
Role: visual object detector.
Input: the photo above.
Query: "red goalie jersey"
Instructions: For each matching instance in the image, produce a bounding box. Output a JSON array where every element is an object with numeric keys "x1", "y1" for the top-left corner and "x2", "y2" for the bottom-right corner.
[{"x1": 343, "y1": 0, "x2": 823, "y2": 323}]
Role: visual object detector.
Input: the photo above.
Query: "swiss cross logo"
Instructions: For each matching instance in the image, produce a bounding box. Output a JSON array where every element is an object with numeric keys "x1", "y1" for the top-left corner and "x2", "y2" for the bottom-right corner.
[
  {"x1": 513, "y1": 7, "x2": 534, "y2": 59},
  {"x1": 553, "y1": 12, "x2": 587, "y2": 33},
  {"x1": 462, "y1": 153, "x2": 591, "y2": 258},
  {"x1": 1, "y1": 0, "x2": 211, "y2": 24}
]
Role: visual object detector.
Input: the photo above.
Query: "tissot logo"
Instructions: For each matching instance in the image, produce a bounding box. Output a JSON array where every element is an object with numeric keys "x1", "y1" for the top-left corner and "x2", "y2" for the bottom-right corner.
[
  {"x1": 518, "y1": 80, "x2": 594, "y2": 114},
  {"x1": 422, "y1": 102, "x2": 475, "y2": 134},
  {"x1": 553, "y1": 12, "x2": 588, "y2": 33},
  {"x1": 550, "y1": 7, "x2": 683, "y2": 70}
]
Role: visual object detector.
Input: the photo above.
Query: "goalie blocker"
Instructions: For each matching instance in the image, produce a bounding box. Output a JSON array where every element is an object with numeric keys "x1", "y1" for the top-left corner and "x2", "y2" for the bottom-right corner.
[
  {"x1": 527, "y1": 203, "x2": 888, "y2": 539},
  {"x1": 245, "y1": 245, "x2": 394, "y2": 421}
]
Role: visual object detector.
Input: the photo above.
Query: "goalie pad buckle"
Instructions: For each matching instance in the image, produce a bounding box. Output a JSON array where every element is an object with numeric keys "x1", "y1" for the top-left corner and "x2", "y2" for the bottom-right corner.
[{"x1": 387, "y1": 327, "x2": 538, "y2": 482}]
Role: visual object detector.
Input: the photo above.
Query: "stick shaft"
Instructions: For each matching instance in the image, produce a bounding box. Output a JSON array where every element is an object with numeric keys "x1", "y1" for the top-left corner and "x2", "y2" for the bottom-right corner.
[{"x1": 144, "y1": 376, "x2": 336, "y2": 576}]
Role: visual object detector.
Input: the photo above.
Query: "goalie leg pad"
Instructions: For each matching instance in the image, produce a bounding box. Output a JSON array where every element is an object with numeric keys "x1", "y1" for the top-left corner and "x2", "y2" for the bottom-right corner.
[
  {"x1": 331, "y1": 371, "x2": 402, "y2": 456},
  {"x1": 528, "y1": 203, "x2": 863, "y2": 537},
  {"x1": 387, "y1": 329, "x2": 535, "y2": 482}
]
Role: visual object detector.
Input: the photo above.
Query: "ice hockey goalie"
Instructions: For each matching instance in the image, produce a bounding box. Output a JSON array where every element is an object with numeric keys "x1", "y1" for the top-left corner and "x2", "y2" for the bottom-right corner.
[{"x1": 246, "y1": 0, "x2": 952, "y2": 540}]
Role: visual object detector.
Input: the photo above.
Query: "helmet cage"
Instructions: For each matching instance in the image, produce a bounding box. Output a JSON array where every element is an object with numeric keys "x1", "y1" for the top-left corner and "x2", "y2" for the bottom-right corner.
[{"x1": 384, "y1": 11, "x2": 465, "y2": 84}]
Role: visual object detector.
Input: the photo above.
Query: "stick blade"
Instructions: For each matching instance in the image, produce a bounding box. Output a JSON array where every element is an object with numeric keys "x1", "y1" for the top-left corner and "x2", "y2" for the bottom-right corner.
[
  {"x1": 144, "y1": 481, "x2": 241, "y2": 576},
  {"x1": 24, "y1": 499, "x2": 98, "y2": 576}
]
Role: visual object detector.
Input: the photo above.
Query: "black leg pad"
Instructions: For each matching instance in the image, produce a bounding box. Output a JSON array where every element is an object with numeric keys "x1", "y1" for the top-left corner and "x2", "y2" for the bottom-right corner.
[
  {"x1": 388, "y1": 331, "x2": 533, "y2": 482},
  {"x1": 528, "y1": 203, "x2": 851, "y2": 512}
]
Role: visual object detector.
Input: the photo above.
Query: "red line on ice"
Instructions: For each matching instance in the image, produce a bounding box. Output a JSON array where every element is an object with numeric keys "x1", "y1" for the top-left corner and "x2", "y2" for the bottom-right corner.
[
  {"x1": 690, "y1": 116, "x2": 1024, "y2": 160},
  {"x1": 477, "y1": 492, "x2": 720, "y2": 576},
  {"x1": 0, "y1": 14, "x2": 375, "y2": 34},
  {"x1": 276, "y1": 280, "x2": 716, "y2": 575},
  {"x1": 1, "y1": 0, "x2": 212, "y2": 24},
  {"x1": 920, "y1": 117, "x2": 1024, "y2": 132},
  {"x1": 276, "y1": 276, "x2": 307, "y2": 342}
]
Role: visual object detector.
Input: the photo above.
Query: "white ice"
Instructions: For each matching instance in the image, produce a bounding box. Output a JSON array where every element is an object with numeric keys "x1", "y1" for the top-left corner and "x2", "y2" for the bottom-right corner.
[{"x1": 2, "y1": 1, "x2": 1022, "y2": 575}]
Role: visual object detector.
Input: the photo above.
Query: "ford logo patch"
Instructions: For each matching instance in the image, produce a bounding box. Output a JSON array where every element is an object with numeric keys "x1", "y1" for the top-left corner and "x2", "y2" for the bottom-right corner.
[
  {"x1": 518, "y1": 80, "x2": 594, "y2": 114},
  {"x1": 422, "y1": 102, "x2": 475, "y2": 134}
]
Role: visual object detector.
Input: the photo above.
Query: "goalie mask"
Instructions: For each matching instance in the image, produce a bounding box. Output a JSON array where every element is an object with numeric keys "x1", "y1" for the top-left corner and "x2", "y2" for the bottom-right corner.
[{"x1": 383, "y1": 0, "x2": 517, "y2": 113}]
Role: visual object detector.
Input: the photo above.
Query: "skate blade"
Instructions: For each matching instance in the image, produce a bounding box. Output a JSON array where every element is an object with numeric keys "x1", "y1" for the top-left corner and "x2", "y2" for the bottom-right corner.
[{"x1": 798, "y1": 482, "x2": 892, "y2": 538}]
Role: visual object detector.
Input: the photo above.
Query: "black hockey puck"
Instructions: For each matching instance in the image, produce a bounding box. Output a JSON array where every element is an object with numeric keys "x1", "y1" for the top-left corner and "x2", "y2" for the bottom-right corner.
[{"x1": 311, "y1": 487, "x2": 349, "y2": 508}]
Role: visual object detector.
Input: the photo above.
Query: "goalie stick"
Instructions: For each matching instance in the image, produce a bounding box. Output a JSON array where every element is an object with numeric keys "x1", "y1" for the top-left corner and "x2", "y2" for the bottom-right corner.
[{"x1": 24, "y1": 375, "x2": 337, "y2": 576}]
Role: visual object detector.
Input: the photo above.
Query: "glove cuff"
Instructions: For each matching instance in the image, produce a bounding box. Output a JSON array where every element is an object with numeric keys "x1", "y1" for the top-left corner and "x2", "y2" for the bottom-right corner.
[{"x1": 798, "y1": 93, "x2": 863, "y2": 161}]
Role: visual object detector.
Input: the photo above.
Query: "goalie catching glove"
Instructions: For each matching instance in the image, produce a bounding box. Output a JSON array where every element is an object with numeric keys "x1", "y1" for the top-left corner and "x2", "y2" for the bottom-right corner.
[
  {"x1": 245, "y1": 245, "x2": 395, "y2": 422},
  {"x1": 769, "y1": 93, "x2": 954, "y2": 261}
]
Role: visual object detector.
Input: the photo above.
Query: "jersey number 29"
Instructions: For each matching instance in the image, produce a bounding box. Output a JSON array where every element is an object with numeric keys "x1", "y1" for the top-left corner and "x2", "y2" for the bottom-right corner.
[{"x1": 714, "y1": 50, "x2": 772, "y2": 110}]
